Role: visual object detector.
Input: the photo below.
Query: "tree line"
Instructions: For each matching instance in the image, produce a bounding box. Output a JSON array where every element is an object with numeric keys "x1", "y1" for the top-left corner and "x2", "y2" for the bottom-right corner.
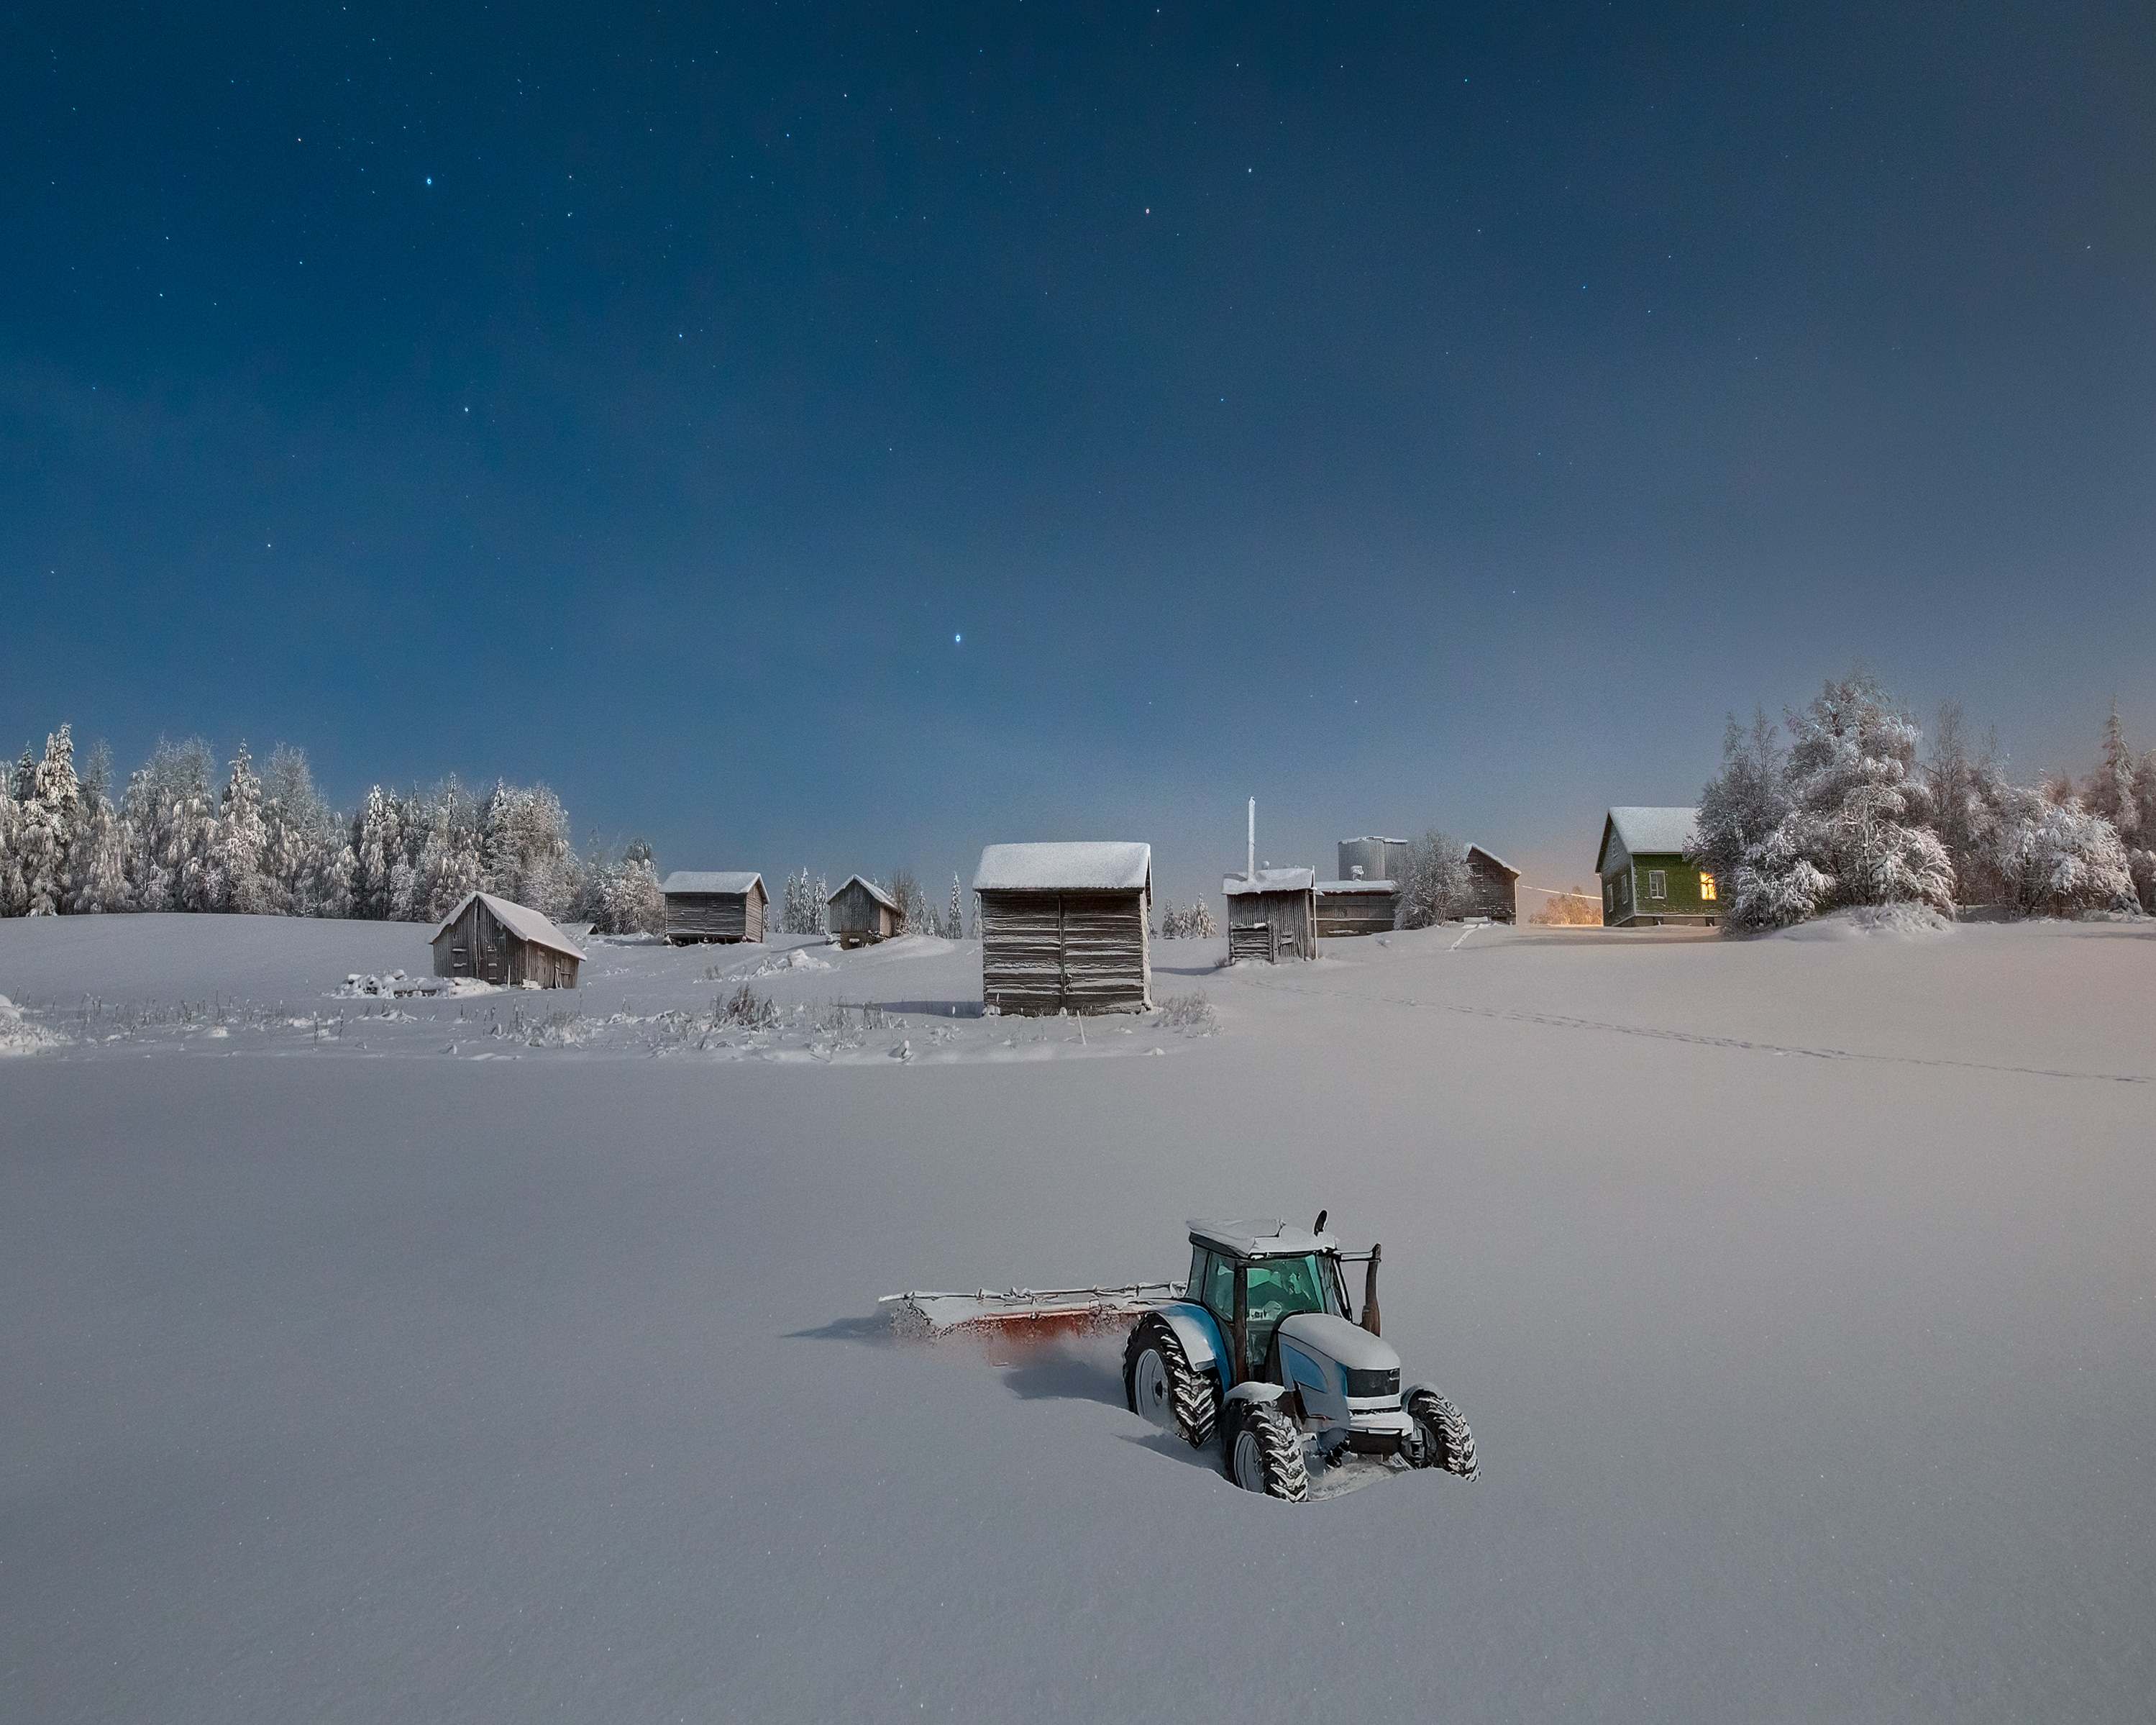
[
  {"x1": 0, "y1": 727, "x2": 666, "y2": 933},
  {"x1": 1694, "y1": 670, "x2": 2155, "y2": 930}
]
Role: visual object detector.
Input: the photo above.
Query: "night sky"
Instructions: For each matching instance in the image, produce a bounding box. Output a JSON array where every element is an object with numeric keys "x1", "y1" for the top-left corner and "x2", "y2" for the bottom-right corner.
[{"x1": 8, "y1": 4, "x2": 2154, "y2": 903}]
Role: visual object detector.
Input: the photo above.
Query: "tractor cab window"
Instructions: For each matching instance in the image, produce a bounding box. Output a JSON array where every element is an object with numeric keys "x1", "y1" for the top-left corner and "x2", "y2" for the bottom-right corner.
[
  {"x1": 1198, "y1": 1251, "x2": 1235, "y2": 1326},
  {"x1": 1243, "y1": 1255, "x2": 1334, "y2": 1359}
]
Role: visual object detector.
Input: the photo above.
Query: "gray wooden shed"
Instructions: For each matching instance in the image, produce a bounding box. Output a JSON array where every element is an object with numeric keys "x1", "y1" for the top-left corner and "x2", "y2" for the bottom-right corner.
[
  {"x1": 659, "y1": 871, "x2": 768, "y2": 945},
  {"x1": 973, "y1": 842, "x2": 1153, "y2": 1015},
  {"x1": 1313, "y1": 879, "x2": 1399, "y2": 937},
  {"x1": 1225, "y1": 868, "x2": 1317, "y2": 963},
  {"x1": 1466, "y1": 846, "x2": 1520, "y2": 924},
  {"x1": 429, "y1": 891, "x2": 585, "y2": 988},
  {"x1": 827, "y1": 875, "x2": 901, "y2": 950}
]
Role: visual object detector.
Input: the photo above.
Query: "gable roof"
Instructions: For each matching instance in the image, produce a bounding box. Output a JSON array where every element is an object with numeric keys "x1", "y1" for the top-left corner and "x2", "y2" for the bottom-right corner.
[
  {"x1": 659, "y1": 870, "x2": 766, "y2": 898},
  {"x1": 1224, "y1": 867, "x2": 1316, "y2": 896},
  {"x1": 428, "y1": 892, "x2": 586, "y2": 960},
  {"x1": 1466, "y1": 845, "x2": 1518, "y2": 878},
  {"x1": 974, "y1": 842, "x2": 1152, "y2": 893},
  {"x1": 1597, "y1": 807, "x2": 1700, "y2": 873},
  {"x1": 831, "y1": 874, "x2": 899, "y2": 912}
]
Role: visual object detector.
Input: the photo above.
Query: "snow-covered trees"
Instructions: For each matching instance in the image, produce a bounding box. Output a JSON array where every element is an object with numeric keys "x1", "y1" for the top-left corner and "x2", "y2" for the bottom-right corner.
[
  {"x1": 1394, "y1": 829, "x2": 1469, "y2": 929},
  {"x1": 572, "y1": 838, "x2": 665, "y2": 935},
  {"x1": 781, "y1": 869, "x2": 830, "y2": 935},
  {"x1": 1699, "y1": 671, "x2": 1953, "y2": 929},
  {"x1": 949, "y1": 874, "x2": 963, "y2": 940},
  {"x1": 1699, "y1": 674, "x2": 2153, "y2": 927},
  {"x1": 1158, "y1": 897, "x2": 1216, "y2": 939},
  {"x1": 212, "y1": 744, "x2": 271, "y2": 915}
]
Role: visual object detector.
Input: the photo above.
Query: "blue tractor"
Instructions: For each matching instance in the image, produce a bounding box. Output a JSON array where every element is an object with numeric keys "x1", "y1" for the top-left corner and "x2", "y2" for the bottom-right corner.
[{"x1": 1122, "y1": 1215, "x2": 1478, "y2": 1501}]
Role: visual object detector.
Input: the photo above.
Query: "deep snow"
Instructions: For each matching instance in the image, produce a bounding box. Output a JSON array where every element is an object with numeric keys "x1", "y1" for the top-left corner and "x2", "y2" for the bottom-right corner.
[{"x1": 2, "y1": 913, "x2": 2152, "y2": 1721}]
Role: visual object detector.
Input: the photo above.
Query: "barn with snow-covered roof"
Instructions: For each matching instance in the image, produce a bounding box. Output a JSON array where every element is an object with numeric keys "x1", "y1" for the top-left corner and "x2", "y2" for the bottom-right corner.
[
  {"x1": 1596, "y1": 808, "x2": 1716, "y2": 927},
  {"x1": 973, "y1": 842, "x2": 1153, "y2": 1014},
  {"x1": 1466, "y1": 845, "x2": 1520, "y2": 923},
  {"x1": 1224, "y1": 867, "x2": 1317, "y2": 963},
  {"x1": 429, "y1": 892, "x2": 585, "y2": 988},
  {"x1": 659, "y1": 871, "x2": 768, "y2": 944},
  {"x1": 826, "y1": 875, "x2": 902, "y2": 950}
]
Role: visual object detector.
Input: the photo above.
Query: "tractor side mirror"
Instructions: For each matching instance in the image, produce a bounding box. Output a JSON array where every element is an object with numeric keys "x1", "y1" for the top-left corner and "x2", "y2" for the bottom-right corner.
[{"x1": 1361, "y1": 1243, "x2": 1382, "y2": 1337}]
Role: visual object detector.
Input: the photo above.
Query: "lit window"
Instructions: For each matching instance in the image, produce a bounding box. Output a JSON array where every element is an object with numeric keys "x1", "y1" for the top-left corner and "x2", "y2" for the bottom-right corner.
[
  {"x1": 1648, "y1": 870, "x2": 1666, "y2": 899},
  {"x1": 1699, "y1": 871, "x2": 1717, "y2": 901}
]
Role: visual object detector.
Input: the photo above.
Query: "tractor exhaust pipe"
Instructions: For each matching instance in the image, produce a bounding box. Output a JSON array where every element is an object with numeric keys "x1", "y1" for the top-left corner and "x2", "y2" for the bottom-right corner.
[{"x1": 1361, "y1": 1243, "x2": 1381, "y2": 1336}]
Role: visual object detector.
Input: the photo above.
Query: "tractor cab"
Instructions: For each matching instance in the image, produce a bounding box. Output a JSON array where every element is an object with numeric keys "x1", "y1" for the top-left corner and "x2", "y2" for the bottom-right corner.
[{"x1": 1184, "y1": 1217, "x2": 1364, "y2": 1383}]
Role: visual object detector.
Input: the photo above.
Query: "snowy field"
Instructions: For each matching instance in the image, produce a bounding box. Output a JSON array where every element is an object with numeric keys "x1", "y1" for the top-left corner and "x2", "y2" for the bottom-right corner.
[{"x1": 3, "y1": 912, "x2": 2153, "y2": 1723}]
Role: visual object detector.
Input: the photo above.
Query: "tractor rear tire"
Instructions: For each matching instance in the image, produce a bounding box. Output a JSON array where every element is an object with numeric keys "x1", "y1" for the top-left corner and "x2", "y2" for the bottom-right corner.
[
  {"x1": 1224, "y1": 1400, "x2": 1310, "y2": 1502},
  {"x1": 1406, "y1": 1389, "x2": 1479, "y2": 1480},
  {"x1": 1123, "y1": 1315, "x2": 1219, "y2": 1448}
]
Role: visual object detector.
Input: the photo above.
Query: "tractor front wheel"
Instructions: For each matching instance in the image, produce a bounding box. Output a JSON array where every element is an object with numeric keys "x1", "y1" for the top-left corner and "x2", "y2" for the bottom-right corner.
[
  {"x1": 1224, "y1": 1401, "x2": 1310, "y2": 1502},
  {"x1": 1123, "y1": 1315, "x2": 1218, "y2": 1448},
  {"x1": 1405, "y1": 1389, "x2": 1478, "y2": 1480}
]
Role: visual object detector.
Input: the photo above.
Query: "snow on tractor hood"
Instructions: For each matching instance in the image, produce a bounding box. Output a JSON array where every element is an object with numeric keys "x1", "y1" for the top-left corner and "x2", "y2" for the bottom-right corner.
[{"x1": 1278, "y1": 1312, "x2": 1400, "y2": 1373}]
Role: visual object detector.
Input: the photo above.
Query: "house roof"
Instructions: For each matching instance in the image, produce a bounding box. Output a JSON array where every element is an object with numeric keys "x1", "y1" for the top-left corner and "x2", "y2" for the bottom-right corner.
[
  {"x1": 1187, "y1": 1217, "x2": 1339, "y2": 1260},
  {"x1": 428, "y1": 892, "x2": 586, "y2": 961},
  {"x1": 973, "y1": 842, "x2": 1152, "y2": 893},
  {"x1": 1597, "y1": 807, "x2": 1700, "y2": 873},
  {"x1": 1223, "y1": 867, "x2": 1316, "y2": 896},
  {"x1": 1466, "y1": 845, "x2": 1519, "y2": 878},
  {"x1": 659, "y1": 870, "x2": 766, "y2": 898},
  {"x1": 831, "y1": 874, "x2": 899, "y2": 911},
  {"x1": 1315, "y1": 879, "x2": 1396, "y2": 894},
  {"x1": 1338, "y1": 834, "x2": 1407, "y2": 846}
]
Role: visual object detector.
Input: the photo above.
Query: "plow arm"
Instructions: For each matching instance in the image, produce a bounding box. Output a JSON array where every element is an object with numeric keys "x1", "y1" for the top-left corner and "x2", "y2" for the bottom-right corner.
[{"x1": 881, "y1": 1281, "x2": 1183, "y2": 1344}]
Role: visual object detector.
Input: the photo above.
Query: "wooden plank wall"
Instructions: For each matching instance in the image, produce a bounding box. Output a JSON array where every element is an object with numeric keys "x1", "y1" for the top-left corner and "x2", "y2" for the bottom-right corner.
[
  {"x1": 665, "y1": 894, "x2": 751, "y2": 942},
  {"x1": 1314, "y1": 891, "x2": 1397, "y2": 938},
  {"x1": 1467, "y1": 855, "x2": 1518, "y2": 922},
  {"x1": 828, "y1": 883, "x2": 893, "y2": 945},
  {"x1": 979, "y1": 888, "x2": 1151, "y2": 1013},
  {"x1": 1226, "y1": 891, "x2": 1315, "y2": 962}
]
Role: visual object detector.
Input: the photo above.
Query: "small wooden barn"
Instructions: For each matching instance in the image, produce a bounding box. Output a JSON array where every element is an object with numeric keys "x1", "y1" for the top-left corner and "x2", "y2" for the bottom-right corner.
[
  {"x1": 827, "y1": 875, "x2": 901, "y2": 950},
  {"x1": 1596, "y1": 808, "x2": 1716, "y2": 928},
  {"x1": 1225, "y1": 868, "x2": 1317, "y2": 963},
  {"x1": 1314, "y1": 879, "x2": 1399, "y2": 937},
  {"x1": 659, "y1": 871, "x2": 768, "y2": 945},
  {"x1": 974, "y1": 842, "x2": 1152, "y2": 1015},
  {"x1": 430, "y1": 891, "x2": 585, "y2": 988},
  {"x1": 1465, "y1": 846, "x2": 1520, "y2": 923}
]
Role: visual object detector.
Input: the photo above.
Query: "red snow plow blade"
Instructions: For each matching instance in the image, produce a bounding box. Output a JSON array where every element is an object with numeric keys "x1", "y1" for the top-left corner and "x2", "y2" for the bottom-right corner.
[{"x1": 880, "y1": 1283, "x2": 1180, "y2": 1348}]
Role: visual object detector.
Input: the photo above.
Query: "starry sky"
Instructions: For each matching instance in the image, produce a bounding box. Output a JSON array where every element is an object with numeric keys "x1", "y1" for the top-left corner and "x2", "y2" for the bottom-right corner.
[{"x1": 7, "y1": 4, "x2": 2155, "y2": 904}]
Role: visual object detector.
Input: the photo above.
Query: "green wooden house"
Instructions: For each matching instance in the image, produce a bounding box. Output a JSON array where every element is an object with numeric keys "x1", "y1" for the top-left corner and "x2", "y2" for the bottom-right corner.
[{"x1": 1596, "y1": 807, "x2": 1719, "y2": 927}]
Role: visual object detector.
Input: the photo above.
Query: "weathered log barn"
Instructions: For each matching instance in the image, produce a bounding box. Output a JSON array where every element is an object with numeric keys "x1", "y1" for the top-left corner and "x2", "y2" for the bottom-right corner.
[
  {"x1": 1596, "y1": 808, "x2": 1717, "y2": 928},
  {"x1": 1224, "y1": 868, "x2": 1317, "y2": 963},
  {"x1": 659, "y1": 871, "x2": 768, "y2": 944},
  {"x1": 826, "y1": 875, "x2": 901, "y2": 950},
  {"x1": 1313, "y1": 878, "x2": 1398, "y2": 937},
  {"x1": 974, "y1": 842, "x2": 1153, "y2": 1014},
  {"x1": 429, "y1": 891, "x2": 585, "y2": 988},
  {"x1": 1465, "y1": 846, "x2": 1520, "y2": 923}
]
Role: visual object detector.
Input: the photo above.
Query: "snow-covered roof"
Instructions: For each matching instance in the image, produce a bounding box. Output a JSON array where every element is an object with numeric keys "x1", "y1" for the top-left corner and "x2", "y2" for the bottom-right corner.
[
  {"x1": 1187, "y1": 1218, "x2": 1339, "y2": 1259},
  {"x1": 1598, "y1": 807, "x2": 1699, "y2": 873},
  {"x1": 659, "y1": 870, "x2": 765, "y2": 898},
  {"x1": 1224, "y1": 867, "x2": 1316, "y2": 896},
  {"x1": 428, "y1": 892, "x2": 586, "y2": 960},
  {"x1": 1338, "y1": 834, "x2": 1407, "y2": 846},
  {"x1": 831, "y1": 874, "x2": 899, "y2": 911},
  {"x1": 1315, "y1": 879, "x2": 1396, "y2": 894},
  {"x1": 973, "y1": 842, "x2": 1151, "y2": 893},
  {"x1": 1466, "y1": 845, "x2": 1518, "y2": 877}
]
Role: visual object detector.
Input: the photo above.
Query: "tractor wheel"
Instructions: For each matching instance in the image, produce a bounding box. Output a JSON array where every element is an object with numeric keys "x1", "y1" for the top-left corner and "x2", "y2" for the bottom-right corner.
[
  {"x1": 1224, "y1": 1400, "x2": 1310, "y2": 1502},
  {"x1": 1123, "y1": 1315, "x2": 1219, "y2": 1448},
  {"x1": 1405, "y1": 1389, "x2": 1479, "y2": 1480}
]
